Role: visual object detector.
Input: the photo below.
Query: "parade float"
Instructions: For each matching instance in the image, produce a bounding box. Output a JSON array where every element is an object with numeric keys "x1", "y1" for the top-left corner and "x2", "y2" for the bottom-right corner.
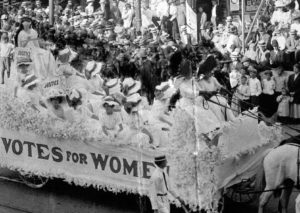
[{"x1": 0, "y1": 47, "x2": 283, "y2": 213}]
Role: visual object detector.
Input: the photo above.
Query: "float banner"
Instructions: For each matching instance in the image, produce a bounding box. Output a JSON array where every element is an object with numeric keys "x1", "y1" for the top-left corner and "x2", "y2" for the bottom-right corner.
[
  {"x1": 186, "y1": 1, "x2": 198, "y2": 45},
  {"x1": 0, "y1": 129, "x2": 159, "y2": 195}
]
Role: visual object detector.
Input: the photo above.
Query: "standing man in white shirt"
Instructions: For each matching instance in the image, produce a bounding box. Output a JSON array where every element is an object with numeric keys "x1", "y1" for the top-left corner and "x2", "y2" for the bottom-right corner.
[
  {"x1": 85, "y1": 0, "x2": 95, "y2": 16},
  {"x1": 248, "y1": 69, "x2": 262, "y2": 108},
  {"x1": 211, "y1": 0, "x2": 219, "y2": 30},
  {"x1": 149, "y1": 155, "x2": 183, "y2": 213},
  {"x1": 198, "y1": 6, "x2": 207, "y2": 42}
]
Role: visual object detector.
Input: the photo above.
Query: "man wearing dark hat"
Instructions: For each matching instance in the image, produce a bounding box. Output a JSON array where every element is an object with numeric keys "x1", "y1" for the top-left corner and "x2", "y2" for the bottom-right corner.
[{"x1": 149, "y1": 155, "x2": 182, "y2": 213}]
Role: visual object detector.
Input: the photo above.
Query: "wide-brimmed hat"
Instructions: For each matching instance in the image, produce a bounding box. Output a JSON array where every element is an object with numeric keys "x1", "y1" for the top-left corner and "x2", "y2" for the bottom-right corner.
[
  {"x1": 45, "y1": 88, "x2": 66, "y2": 100},
  {"x1": 22, "y1": 74, "x2": 39, "y2": 89},
  {"x1": 106, "y1": 78, "x2": 121, "y2": 95},
  {"x1": 85, "y1": 61, "x2": 103, "y2": 76},
  {"x1": 122, "y1": 77, "x2": 135, "y2": 88},
  {"x1": 17, "y1": 56, "x2": 33, "y2": 66},
  {"x1": 57, "y1": 48, "x2": 71, "y2": 64},
  {"x1": 126, "y1": 93, "x2": 142, "y2": 104},
  {"x1": 127, "y1": 81, "x2": 141, "y2": 96},
  {"x1": 103, "y1": 96, "x2": 120, "y2": 107},
  {"x1": 68, "y1": 89, "x2": 82, "y2": 100}
]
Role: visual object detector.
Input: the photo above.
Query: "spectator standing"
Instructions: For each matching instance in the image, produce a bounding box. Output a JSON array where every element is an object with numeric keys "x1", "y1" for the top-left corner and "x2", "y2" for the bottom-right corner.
[
  {"x1": 237, "y1": 75, "x2": 251, "y2": 112},
  {"x1": 248, "y1": 69, "x2": 262, "y2": 107},
  {"x1": 271, "y1": 30, "x2": 286, "y2": 51},
  {"x1": 277, "y1": 88, "x2": 292, "y2": 123},
  {"x1": 256, "y1": 40, "x2": 271, "y2": 70},
  {"x1": 226, "y1": 26, "x2": 241, "y2": 54},
  {"x1": 0, "y1": 32, "x2": 14, "y2": 84},
  {"x1": 110, "y1": 0, "x2": 122, "y2": 23},
  {"x1": 274, "y1": 66, "x2": 288, "y2": 97},
  {"x1": 286, "y1": 29, "x2": 300, "y2": 66},
  {"x1": 169, "y1": 0, "x2": 179, "y2": 41},
  {"x1": 288, "y1": 63, "x2": 300, "y2": 122},
  {"x1": 197, "y1": 6, "x2": 207, "y2": 42},
  {"x1": 177, "y1": 0, "x2": 186, "y2": 29},
  {"x1": 122, "y1": 3, "x2": 134, "y2": 29},
  {"x1": 211, "y1": 0, "x2": 220, "y2": 30},
  {"x1": 260, "y1": 70, "x2": 277, "y2": 117},
  {"x1": 85, "y1": 0, "x2": 95, "y2": 16},
  {"x1": 270, "y1": 39, "x2": 285, "y2": 68}
]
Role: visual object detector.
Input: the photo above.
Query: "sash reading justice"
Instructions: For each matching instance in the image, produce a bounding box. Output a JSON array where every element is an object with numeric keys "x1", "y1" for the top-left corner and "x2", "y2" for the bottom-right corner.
[{"x1": 0, "y1": 137, "x2": 155, "y2": 179}]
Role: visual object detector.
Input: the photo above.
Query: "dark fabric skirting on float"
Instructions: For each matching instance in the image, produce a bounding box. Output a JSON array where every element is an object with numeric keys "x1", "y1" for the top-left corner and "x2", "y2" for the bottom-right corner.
[{"x1": 259, "y1": 93, "x2": 277, "y2": 117}]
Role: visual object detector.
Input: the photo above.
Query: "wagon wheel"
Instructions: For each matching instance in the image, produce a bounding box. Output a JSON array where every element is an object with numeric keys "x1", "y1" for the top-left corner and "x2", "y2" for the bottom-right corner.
[
  {"x1": 218, "y1": 196, "x2": 225, "y2": 213},
  {"x1": 224, "y1": 178, "x2": 257, "y2": 204},
  {"x1": 135, "y1": 195, "x2": 150, "y2": 213},
  {"x1": 18, "y1": 172, "x2": 49, "y2": 189}
]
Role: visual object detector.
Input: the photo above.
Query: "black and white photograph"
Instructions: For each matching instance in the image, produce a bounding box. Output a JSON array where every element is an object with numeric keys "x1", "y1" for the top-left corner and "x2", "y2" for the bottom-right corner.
[{"x1": 0, "y1": 0, "x2": 300, "y2": 213}]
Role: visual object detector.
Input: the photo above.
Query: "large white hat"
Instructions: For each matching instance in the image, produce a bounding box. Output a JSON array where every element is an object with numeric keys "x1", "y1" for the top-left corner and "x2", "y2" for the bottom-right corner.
[
  {"x1": 122, "y1": 77, "x2": 135, "y2": 88},
  {"x1": 22, "y1": 74, "x2": 39, "y2": 89},
  {"x1": 106, "y1": 78, "x2": 121, "y2": 95},
  {"x1": 127, "y1": 81, "x2": 141, "y2": 96},
  {"x1": 126, "y1": 93, "x2": 142, "y2": 104},
  {"x1": 68, "y1": 89, "x2": 81, "y2": 100},
  {"x1": 46, "y1": 88, "x2": 66, "y2": 100},
  {"x1": 85, "y1": 61, "x2": 103, "y2": 76},
  {"x1": 103, "y1": 96, "x2": 120, "y2": 107}
]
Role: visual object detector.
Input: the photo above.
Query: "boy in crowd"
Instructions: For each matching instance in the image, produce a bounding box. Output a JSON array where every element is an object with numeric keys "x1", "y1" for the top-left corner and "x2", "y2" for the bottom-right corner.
[{"x1": 0, "y1": 32, "x2": 14, "y2": 84}]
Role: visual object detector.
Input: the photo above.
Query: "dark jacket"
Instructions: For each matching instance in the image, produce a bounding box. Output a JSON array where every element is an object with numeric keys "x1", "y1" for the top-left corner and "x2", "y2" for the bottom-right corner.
[{"x1": 288, "y1": 73, "x2": 300, "y2": 104}]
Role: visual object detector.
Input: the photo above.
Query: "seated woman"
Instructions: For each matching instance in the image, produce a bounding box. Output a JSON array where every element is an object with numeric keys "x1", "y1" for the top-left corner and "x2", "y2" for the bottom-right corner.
[
  {"x1": 17, "y1": 74, "x2": 47, "y2": 113},
  {"x1": 123, "y1": 93, "x2": 154, "y2": 148},
  {"x1": 45, "y1": 88, "x2": 75, "y2": 122},
  {"x1": 100, "y1": 96, "x2": 124, "y2": 140},
  {"x1": 197, "y1": 55, "x2": 236, "y2": 122},
  {"x1": 172, "y1": 55, "x2": 221, "y2": 138}
]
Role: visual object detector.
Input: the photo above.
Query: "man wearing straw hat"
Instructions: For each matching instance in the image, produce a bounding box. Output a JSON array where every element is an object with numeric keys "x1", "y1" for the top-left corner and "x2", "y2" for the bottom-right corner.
[{"x1": 149, "y1": 155, "x2": 184, "y2": 213}]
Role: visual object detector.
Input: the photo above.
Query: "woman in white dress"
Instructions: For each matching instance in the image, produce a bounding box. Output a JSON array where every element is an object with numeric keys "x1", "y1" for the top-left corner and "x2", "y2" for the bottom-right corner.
[
  {"x1": 197, "y1": 56, "x2": 236, "y2": 122},
  {"x1": 17, "y1": 16, "x2": 39, "y2": 48},
  {"x1": 145, "y1": 81, "x2": 176, "y2": 147},
  {"x1": 173, "y1": 57, "x2": 221, "y2": 135}
]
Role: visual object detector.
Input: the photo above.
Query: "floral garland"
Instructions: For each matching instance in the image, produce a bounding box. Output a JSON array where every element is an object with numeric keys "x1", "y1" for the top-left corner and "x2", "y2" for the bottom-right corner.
[{"x1": 0, "y1": 88, "x2": 100, "y2": 142}]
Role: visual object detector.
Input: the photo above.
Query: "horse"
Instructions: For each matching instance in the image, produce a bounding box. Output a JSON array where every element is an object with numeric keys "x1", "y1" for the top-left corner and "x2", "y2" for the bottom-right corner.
[{"x1": 257, "y1": 135, "x2": 300, "y2": 213}]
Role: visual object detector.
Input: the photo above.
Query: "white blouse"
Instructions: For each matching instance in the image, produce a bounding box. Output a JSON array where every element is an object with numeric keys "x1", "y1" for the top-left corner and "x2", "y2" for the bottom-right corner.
[
  {"x1": 262, "y1": 79, "x2": 275, "y2": 95},
  {"x1": 18, "y1": 29, "x2": 39, "y2": 48}
]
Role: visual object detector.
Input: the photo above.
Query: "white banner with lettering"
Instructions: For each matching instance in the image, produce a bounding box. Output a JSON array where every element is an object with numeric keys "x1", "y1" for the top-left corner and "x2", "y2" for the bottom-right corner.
[
  {"x1": 186, "y1": 1, "x2": 198, "y2": 45},
  {"x1": 0, "y1": 128, "x2": 160, "y2": 195}
]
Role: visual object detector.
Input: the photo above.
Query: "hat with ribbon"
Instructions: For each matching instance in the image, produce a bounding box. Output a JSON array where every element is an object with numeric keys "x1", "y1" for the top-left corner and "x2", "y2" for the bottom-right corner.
[
  {"x1": 106, "y1": 78, "x2": 121, "y2": 95},
  {"x1": 45, "y1": 88, "x2": 66, "y2": 100},
  {"x1": 154, "y1": 155, "x2": 167, "y2": 163},
  {"x1": 127, "y1": 80, "x2": 141, "y2": 96},
  {"x1": 85, "y1": 61, "x2": 103, "y2": 76},
  {"x1": 22, "y1": 74, "x2": 39, "y2": 89},
  {"x1": 103, "y1": 96, "x2": 120, "y2": 107}
]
